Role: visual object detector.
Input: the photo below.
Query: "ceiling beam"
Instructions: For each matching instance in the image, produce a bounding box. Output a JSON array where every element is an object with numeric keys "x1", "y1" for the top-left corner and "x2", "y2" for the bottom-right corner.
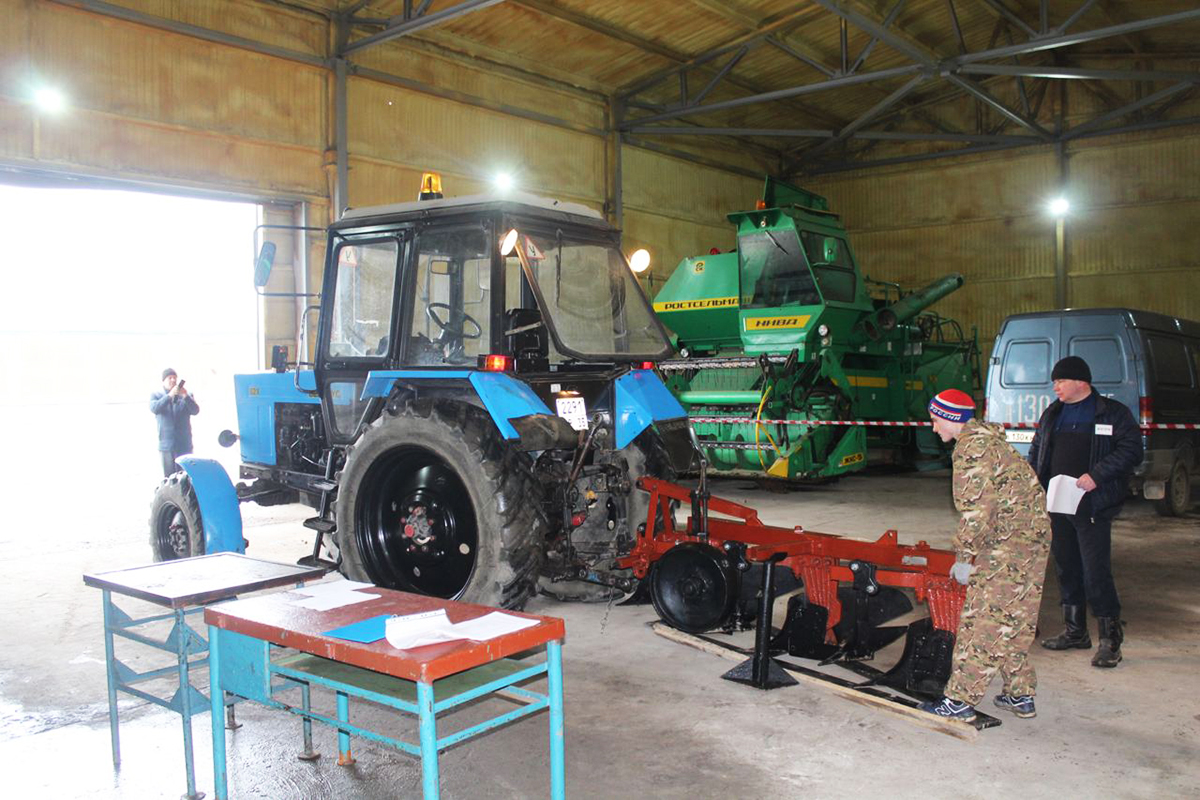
[
  {"x1": 961, "y1": 64, "x2": 1200, "y2": 82},
  {"x1": 341, "y1": 0, "x2": 504, "y2": 55}
]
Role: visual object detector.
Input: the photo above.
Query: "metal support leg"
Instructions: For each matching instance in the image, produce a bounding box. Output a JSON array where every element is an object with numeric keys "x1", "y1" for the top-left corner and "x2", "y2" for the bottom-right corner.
[
  {"x1": 175, "y1": 609, "x2": 203, "y2": 800},
  {"x1": 336, "y1": 691, "x2": 355, "y2": 766},
  {"x1": 101, "y1": 590, "x2": 121, "y2": 768},
  {"x1": 417, "y1": 681, "x2": 440, "y2": 800},
  {"x1": 209, "y1": 627, "x2": 228, "y2": 800},
  {"x1": 547, "y1": 641, "x2": 566, "y2": 800},
  {"x1": 225, "y1": 700, "x2": 241, "y2": 730},
  {"x1": 298, "y1": 683, "x2": 319, "y2": 761}
]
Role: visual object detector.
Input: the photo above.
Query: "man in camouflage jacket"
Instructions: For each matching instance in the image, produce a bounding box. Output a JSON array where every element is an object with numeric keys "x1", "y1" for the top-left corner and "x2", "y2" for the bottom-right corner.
[{"x1": 919, "y1": 389, "x2": 1052, "y2": 722}]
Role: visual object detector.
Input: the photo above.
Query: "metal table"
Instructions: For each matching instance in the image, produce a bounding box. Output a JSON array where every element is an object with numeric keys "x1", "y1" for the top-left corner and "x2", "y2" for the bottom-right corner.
[
  {"x1": 204, "y1": 588, "x2": 567, "y2": 800},
  {"x1": 83, "y1": 553, "x2": 327, "y2": 799}
]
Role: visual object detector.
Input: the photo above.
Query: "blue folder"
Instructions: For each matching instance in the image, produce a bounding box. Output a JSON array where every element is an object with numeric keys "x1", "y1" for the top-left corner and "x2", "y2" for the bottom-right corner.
[{"x1": 323, "y1": 614, "x2": 391, "y2": 643}]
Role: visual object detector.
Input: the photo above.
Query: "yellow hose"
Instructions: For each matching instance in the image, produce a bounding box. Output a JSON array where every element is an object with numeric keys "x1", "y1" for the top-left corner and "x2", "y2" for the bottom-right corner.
[{"x1": 754, "y1": 383, "x2": 784, "y2": 472}]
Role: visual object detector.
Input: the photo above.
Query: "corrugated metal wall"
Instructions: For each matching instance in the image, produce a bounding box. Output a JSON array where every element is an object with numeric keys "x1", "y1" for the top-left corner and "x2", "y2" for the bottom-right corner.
[{"x1": 808, "y1": 127, "x2": 1200, "y2": 364}]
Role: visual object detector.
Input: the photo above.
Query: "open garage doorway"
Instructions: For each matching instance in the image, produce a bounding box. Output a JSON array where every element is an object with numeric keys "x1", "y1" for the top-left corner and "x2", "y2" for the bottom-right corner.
[{"x1": 0, "y1": 184, "x2": 265, "y2": 541}]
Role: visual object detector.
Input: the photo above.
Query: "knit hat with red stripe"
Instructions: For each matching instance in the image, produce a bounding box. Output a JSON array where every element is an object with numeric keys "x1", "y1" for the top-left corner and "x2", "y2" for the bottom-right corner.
[{"x1": 929, "y1": 389, "x2": 975, "y2": 423}]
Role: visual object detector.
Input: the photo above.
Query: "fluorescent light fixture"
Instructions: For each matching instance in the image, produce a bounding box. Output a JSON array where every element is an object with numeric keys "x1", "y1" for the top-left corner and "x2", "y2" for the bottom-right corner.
[
  {"x1": 1048, "y1": 197, "x2": 1070, "y2": 218},
  {"x1": 33, "y1": 86, "x2": 67, "y2": 114}
]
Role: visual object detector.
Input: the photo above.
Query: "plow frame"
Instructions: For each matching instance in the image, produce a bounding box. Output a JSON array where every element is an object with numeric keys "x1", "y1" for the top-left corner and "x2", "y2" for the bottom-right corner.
[{"x1": 617, "y1": 477, "x2": 967, "y2": 637}]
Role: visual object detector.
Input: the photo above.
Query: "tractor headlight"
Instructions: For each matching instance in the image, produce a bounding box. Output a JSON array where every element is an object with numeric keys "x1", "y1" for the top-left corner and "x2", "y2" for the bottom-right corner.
[
  {"x1": 821, "y1": 336, "x2": 832, "y2": 347},
  {"x1": 818, "y1": 324, "x2": 829, "y2": 336}
]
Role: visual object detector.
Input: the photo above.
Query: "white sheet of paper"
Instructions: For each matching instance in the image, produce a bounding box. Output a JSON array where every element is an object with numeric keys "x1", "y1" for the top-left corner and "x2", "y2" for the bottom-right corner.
[
  {"x1": 385, "y1": 609, "x2": 465, "y2": 649},
  {"x1": 291, "y1": 591, "x2": 378, "y2": 611},
  {"x1": 451, "y1": 611, "x2": 540, "y2": 641},
  {"x1": 293, "y1": 580, "x2": 376, "y2": 597},
  {"x1": 1047, "y1": 474, "x2": 1087, "y2": 515}
]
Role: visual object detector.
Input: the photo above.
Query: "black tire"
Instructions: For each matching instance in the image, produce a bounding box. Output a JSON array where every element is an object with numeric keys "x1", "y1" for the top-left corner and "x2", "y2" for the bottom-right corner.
[
  {"x1": 337, "y1": 399, "x2": 547, "y2": 609},
  {"x1": 149, "y1": 471, "x2": 204, "y2": 561},
  {"x1": 1155, "y1": 457, "x2": 1193, "y2": 517}
]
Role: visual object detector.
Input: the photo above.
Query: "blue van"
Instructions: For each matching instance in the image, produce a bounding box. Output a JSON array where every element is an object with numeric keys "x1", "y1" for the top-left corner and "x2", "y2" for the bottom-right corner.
[{"x1": 985, "y1": 308, "x2": 1199, "y2": 516}]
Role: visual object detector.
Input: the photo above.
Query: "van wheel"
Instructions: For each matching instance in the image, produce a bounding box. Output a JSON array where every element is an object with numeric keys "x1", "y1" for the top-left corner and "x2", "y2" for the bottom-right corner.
[{"x1": 1155, "y1": 458, "x2": 1192, "y2": 517}]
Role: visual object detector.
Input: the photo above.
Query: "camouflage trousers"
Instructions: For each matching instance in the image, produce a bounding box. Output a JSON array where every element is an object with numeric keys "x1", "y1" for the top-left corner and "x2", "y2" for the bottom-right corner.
[{"x1": 944, "y1": 541, "x2": 1051, "y2": 706}]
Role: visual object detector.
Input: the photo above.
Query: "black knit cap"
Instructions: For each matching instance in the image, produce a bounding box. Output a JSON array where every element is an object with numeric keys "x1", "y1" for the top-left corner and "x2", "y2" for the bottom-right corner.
[
  {"x1": 162, "y1": 368, "x2": 177, "y2": 380},
  {"x1": 1051, "y1": 356, "x2": 1091, "y2": 383}
]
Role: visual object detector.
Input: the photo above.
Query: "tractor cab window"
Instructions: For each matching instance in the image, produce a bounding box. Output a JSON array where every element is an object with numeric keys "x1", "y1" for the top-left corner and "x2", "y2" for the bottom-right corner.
[
  {"x1": 741, "y1": 228, "x2": 820, "y2": 308},
  {"x1": 328, "y1": 239, "x2": 400, "y2": 358},
  {"x1": 800, "y1": 231, "x2": 857, "y2": 303},
  {"x1": 408, "y1": 227, "x2": 492, "y2": 366},
  {"x1": 509, "y1": 225, "x2": 671, "y2": 361}
]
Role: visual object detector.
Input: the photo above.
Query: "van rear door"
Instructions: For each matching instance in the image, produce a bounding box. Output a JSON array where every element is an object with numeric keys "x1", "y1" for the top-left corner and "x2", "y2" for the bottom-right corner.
[
  {"x1": 1062, "y1": 313, "x2": 1139, "y2": 421},
  {"x1": 985, "y1": 315, "x2": 1059, "y2": 455}
]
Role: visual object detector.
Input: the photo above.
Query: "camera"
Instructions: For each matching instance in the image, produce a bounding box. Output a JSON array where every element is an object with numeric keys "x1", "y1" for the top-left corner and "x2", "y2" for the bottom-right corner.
[{"x1": 177, "y1": 379, "x2": 186, "y2": 389}]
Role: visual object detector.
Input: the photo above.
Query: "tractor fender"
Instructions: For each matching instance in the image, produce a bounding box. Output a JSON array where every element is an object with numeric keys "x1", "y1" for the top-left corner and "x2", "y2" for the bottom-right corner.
[
  {"x1": 360, "y1": 370, "x2": 553, "y2": 440},
  {"x1": 176, "y1": 456, "x2": 245, "y2": 554},
  {"x1": 614, "y1": 369, "x2": 687, "y2": 450}
]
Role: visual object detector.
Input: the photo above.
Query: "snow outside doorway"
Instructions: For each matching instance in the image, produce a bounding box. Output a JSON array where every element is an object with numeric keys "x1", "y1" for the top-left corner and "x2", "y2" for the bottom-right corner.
[{"x1": 0, "y1": 185, "x2": 261, "y2": 544}]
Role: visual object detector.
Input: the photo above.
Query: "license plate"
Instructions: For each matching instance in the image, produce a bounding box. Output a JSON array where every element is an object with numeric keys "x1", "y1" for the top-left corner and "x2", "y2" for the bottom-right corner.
[
  {"x1": 555, "y1": 396, "x2": 589, "y2": 431},
  {"x1": 1006, "y1": 430, "x2": 1035, "y2": 443}
]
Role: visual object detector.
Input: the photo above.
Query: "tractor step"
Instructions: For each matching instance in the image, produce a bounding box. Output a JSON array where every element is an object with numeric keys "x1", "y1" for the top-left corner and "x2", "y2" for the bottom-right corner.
[{"x1": 303, "y1": 517, "x2": 336, "y2": 533}]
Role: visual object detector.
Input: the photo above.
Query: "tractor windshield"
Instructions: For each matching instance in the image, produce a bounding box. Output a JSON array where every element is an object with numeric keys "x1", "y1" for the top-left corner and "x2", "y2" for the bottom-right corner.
[
  {"x1": 741, "y1": 228, "x2": 821, "y2": 308},
  {"x1": 508, "y1": 224, "x2": 672, "y2": 361}
]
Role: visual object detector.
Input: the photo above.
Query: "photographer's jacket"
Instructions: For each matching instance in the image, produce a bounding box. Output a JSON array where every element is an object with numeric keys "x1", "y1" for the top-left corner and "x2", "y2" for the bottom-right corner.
[{"x1": 150, "y1": 391, "x2": 200, "y2": 453}]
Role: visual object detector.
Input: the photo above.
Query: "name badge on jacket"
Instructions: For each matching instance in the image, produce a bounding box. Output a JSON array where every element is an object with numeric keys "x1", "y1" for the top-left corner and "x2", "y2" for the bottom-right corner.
[{"x1": 1095, "y1": 424, "x2": 1113, "y2": 435}]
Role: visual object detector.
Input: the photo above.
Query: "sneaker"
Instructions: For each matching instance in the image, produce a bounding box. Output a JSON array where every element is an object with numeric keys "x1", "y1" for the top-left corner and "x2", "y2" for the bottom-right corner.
[
  {"x1": 918, "y1": 696, "x2": 977, "y2": 722},
  {"x1": 993, "y1": 693, "x2": 1036, "y2": 718}
]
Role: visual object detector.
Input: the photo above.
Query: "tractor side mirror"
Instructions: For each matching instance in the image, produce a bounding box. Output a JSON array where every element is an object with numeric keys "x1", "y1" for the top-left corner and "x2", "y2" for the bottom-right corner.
[{"x1": 254, "y1": 242, "x2": 277, "y2": 288}]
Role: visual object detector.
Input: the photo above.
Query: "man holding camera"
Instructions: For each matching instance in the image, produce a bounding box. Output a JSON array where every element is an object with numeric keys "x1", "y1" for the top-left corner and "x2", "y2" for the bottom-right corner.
[{"x1": 150, "y1": 368, "x2": 200, "y2": 477}]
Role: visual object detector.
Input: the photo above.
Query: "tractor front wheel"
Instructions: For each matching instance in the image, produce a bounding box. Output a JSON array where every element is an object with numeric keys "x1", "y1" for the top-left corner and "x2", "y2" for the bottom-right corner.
[
  {"x1": 149, "y1": 471, "x2": 204, "y2": 561},
  {"x1": 337, "y1": 399, "x2": 547, "y2": 609}
]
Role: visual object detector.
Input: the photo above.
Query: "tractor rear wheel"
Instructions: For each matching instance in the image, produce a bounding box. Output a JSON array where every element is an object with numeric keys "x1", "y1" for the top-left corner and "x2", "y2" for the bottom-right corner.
[
  {"x1": 337, "y1": 399, "x2": 547, "y2": 609},
  {"x1": 149, "y1": 471, "x2": 204, "y2": 561}
]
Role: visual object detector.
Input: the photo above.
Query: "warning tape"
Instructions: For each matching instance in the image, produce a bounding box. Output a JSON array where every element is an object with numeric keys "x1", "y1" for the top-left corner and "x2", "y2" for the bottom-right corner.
[{"x1": 688, "y1": 416, "x2": 1197, "y2": 431}]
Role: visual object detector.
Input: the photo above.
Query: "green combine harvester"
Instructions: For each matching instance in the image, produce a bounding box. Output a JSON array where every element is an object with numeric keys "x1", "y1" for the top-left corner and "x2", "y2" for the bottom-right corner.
[{"x1": 653, "y1": 177, "x2": 980, "y2": 481}]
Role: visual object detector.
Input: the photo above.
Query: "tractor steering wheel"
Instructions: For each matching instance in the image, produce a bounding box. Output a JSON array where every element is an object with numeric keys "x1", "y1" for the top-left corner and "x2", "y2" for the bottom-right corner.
[{"x1": 425, "y1": 303, "x2": 483, "y2": 340}]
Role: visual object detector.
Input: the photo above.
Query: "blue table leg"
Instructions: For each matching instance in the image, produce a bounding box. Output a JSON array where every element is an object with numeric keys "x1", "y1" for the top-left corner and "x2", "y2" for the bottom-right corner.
[
  {"x1": 101, "y1": 590, "x2": 121, "y2": 768},
  {"x1": 298, "y1": 683, "x2": 319, "y2": 760},
  {"x1": 175, "y1": 609, "x2": 202, "y2": 800},
  {"x1": 336, "y1": 691, "x2": 355, "y2": 766},
  {"x1": 417, "y1": 681, "x2": 440, "y2": 800},
  {"x1": 209, "y1": 627, "x2": 228, "y2": 800},
  {"x1": 547, "y1": 640, "x2": 565, "y2": 800}
]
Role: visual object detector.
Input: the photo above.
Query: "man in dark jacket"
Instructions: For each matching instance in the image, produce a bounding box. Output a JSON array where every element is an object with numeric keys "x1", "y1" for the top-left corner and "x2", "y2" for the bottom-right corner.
[
  {"x1": 150, "y1": 368, "x2": 200, "y2": 477},
  {"x1": 1028, "y1": 356, "x2": 1142, "y2": 668}
]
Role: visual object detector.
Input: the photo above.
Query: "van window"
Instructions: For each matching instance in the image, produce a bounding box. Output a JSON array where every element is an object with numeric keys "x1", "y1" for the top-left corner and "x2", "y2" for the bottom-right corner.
[
  {"x1": 1148, "y1": 335, "x2": 1194, "y2": 387},
  {"x1": 1001, "y1": 340, "x2": 1052, "y2": 386},
  {"x1": 1069, "y1": 337, "x2": 1124, "y2": 384}
]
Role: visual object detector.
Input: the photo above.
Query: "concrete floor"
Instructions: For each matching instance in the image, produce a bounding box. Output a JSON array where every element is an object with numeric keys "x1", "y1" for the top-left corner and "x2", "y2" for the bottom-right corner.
[{"x1": 1, "y1": 404, "x2": 1198, "y2": 798}]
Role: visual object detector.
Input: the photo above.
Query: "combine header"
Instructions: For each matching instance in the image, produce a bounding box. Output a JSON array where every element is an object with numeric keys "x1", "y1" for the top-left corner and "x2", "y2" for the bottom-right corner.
[{"x1": 653, "y1": 177, "x2": 979, "y2": 481}]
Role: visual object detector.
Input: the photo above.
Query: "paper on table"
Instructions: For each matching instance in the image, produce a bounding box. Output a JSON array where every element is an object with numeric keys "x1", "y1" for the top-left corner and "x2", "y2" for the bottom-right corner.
[
  {"x1": 291, "y1": 591, "x2": 378, "y2": 611},
  {"x1": 385, "y1": 609, "x2": 465, "y2": 649},
  {"x1": 450, "y1": 611, "x2": 540, "y2": 641},
  {"x1": 293, "y1": 580, "x2": 376, "y2": 597},
  {"x1": 1047, "y1": 474, "x2": 1087, "y2": 515}
]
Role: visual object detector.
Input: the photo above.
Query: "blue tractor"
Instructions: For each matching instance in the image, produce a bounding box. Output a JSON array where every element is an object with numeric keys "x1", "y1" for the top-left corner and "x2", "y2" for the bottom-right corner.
[{"x1": 148, "y1": 179, "x2": 693, "y2": 609}]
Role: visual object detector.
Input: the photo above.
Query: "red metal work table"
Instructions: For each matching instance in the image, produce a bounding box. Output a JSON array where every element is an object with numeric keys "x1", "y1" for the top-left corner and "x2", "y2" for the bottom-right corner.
[{"x1": 204, "y1": 588, "x2": 567, "y2": 799}]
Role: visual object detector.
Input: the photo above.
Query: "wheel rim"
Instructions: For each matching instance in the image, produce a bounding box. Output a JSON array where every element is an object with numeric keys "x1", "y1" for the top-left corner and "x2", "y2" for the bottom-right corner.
[
  {"x1": 355, "y1": 447, "x2": 479, "y2": 598},
  {"x1": 155, "y1": 503, "x2": 190, "y2": 560}
]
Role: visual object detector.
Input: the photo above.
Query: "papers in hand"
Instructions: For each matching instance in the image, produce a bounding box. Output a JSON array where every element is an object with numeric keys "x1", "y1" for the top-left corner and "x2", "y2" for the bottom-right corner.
[
  {"x1": 1047, "y1": 474, "x2": 1087, "y2": 515},
  {"x1": 384, "y1": 609, "x2": 540, "y2": 650}
]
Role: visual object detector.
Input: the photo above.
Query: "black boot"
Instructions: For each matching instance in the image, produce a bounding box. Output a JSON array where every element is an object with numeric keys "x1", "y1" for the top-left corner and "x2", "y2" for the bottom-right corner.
[
  {"x1": 1041, "y1": 604, "x2": 1092, "y2": 650},
  {"x1": 1092, "y1": 617, "x2": 1124, "y2": 668}
]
